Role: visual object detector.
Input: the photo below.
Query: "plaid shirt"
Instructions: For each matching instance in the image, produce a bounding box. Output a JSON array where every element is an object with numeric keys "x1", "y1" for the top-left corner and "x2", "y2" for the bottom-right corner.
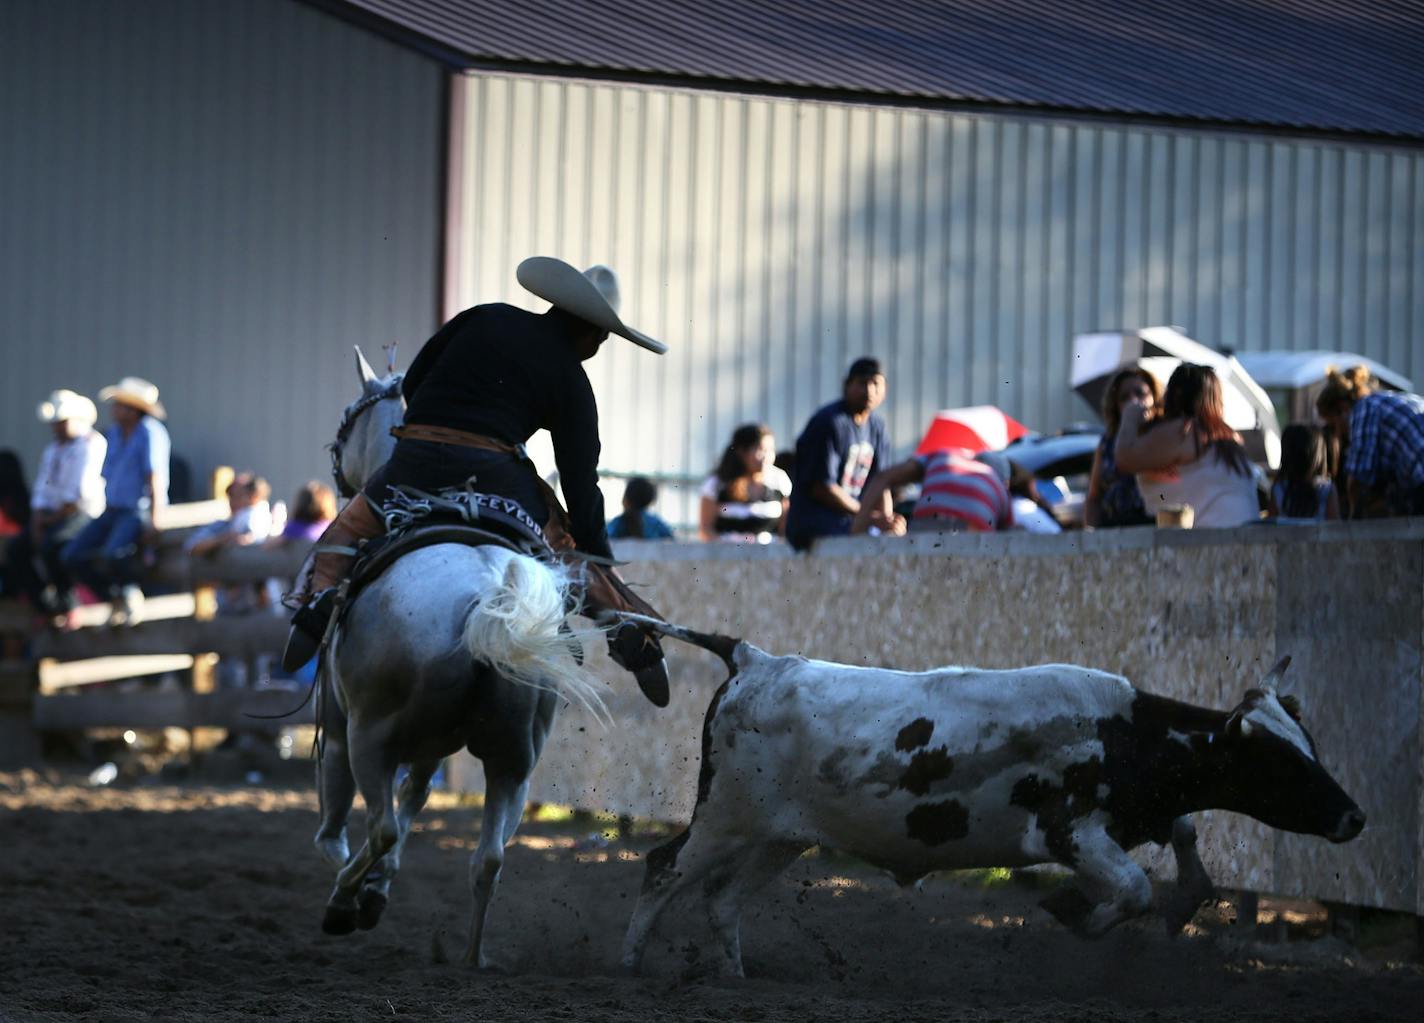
[{"x1": 1345, "y1": 392, "x2": 1424, "y2": 489}]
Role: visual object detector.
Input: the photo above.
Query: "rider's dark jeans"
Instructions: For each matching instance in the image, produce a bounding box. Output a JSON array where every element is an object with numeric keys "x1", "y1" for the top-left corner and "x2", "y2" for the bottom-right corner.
[{"x1": 361, "y1": 439, "x2": 549, "y2": 525}]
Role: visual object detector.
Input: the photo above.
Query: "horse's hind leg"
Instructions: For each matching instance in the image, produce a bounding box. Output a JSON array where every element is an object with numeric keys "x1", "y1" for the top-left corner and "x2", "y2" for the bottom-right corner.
[
  {"x1": 313, "y1": 697, "x2": 355, "y2": 869},
  {"x1": 356, "y1": 757, "x2": 441, "y2": 930},
  {"x1": 464, "y1": 769, "x2": 532, "y2": 969},
  {"x1": 322, "y1": 719, "x2": 400, "y2": 936}
]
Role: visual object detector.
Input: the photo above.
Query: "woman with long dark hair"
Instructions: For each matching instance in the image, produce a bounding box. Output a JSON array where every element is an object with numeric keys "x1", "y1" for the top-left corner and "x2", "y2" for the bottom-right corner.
[
  {"x1": 1115, "y1": 363, "x2": 1259, "y2": 528},
  {"x1": 607, "y1": 477, "x2": 674, "y2": 540},
  {"x1": 1085, "y1": 368, "x2": 1160, "y2": 528},
  {"x1": 1269, "y1": 425, "x2": 1339, "y2": 521},
  {"x1": 698, "y1": 423, "x2": 791, "y2": 543}
]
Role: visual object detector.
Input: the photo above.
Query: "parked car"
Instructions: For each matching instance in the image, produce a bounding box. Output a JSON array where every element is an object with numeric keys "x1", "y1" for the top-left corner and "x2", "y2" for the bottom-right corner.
[{"x1": 1002, "y1": 428, "x2": 1102, "y2": 528}]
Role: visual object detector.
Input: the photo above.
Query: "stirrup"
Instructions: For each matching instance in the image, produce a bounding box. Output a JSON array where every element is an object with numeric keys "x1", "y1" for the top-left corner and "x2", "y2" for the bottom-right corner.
[{"x1": 281, "y1": 589, "x2": 337, "y2": 672}]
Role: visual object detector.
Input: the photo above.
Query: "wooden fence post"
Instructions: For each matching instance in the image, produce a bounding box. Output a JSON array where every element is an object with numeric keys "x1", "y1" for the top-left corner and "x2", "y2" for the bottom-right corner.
[{"x1": 189, "y1": 468, "x2": 232, "y2": 709}]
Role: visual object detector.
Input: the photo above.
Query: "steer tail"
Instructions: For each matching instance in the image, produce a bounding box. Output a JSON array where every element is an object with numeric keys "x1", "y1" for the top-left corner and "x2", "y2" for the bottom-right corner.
[
  {"x1": 462, "y1": 555, "x2": 610, "y2": 724},
  {"x1": 610, "y1": 611, "x2": 743, "y2": 674}
]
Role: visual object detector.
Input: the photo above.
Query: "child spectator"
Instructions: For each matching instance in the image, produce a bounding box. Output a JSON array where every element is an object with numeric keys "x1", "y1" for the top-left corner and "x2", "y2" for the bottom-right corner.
[
  {"x1": 607, "y1": 477, "x2": 674, "y2": 540},
  {"x1": 186, "y1": 473, "x2": 273, "y2": 619},
  {"x1": 273, "y1": 481, "x2": 337, "y2": 545},
  {"x1": 1269, "y1": 425, "x2": 1339, "y2": 522},
  {"x1": 186, "y1": 473, "x2": 273, "y2": 557},
  {"x1": 698, "y1": 423, "x2": 792, "y2": 543}
]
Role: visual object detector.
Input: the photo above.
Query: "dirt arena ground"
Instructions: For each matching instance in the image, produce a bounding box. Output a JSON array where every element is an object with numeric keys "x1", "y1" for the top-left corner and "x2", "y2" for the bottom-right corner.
[{"x1": 2, "y1": 767, "x2": 1421, "y2": 1023}]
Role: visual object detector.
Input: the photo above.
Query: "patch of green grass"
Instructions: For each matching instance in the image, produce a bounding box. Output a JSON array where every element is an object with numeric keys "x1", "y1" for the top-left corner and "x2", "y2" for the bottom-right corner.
[{"x1": 528, "y1": 803, "x2": 577, "y2": 823}]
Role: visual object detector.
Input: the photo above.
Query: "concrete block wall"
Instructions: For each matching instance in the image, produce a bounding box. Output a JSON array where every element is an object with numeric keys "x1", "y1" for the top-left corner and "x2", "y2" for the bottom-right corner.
[{"x1": 449, "y1": 519, "x2": 1424, "y2": 912}]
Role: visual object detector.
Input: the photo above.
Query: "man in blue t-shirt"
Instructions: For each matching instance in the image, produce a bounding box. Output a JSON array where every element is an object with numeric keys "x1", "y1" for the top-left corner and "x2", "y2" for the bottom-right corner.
[
  {"x1": 61, "y1": 377, "x2": 170, "y2": 625},
  {"x1": 785, "y1": 357, "x2": 897, "y2": 551}
]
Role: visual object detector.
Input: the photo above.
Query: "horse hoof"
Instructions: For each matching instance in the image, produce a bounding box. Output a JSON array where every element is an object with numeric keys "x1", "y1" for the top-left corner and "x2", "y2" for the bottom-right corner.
[
  {"x1": 322, "y1": 904, "x2": 359, "y2": 935},
  {"x1": 356, "y1": 891, "x2": 388, "y2": 930}
]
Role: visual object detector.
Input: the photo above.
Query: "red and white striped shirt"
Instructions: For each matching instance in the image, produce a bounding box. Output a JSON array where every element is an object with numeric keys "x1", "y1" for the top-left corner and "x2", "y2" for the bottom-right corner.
[{"x1": 913, "y1": 449, "x2": 1013, "y2": 532}]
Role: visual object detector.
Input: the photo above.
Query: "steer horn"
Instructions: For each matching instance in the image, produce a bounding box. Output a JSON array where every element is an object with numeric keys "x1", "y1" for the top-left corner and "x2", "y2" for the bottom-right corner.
[{"x1": 1260, "y1": 655, "x2": 1292, "y2": 696}]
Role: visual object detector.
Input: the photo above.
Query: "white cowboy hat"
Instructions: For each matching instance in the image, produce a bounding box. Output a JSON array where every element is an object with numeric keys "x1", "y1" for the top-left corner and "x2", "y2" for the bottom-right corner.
[
  {"x1": 37, "y1": 389, "x2": 98, "y2": 426},
  {"x1": 516, "y1": 257, "x2": 667, "y2": 354},
  {"x1": 99, "y1": 376, "x2": 167, "y2": 420}
]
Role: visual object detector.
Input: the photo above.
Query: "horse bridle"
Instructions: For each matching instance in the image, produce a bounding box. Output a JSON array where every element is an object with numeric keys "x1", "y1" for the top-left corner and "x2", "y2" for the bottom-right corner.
[{"x1": 329, "y1": 375, "x2": 404, "y2": 499}]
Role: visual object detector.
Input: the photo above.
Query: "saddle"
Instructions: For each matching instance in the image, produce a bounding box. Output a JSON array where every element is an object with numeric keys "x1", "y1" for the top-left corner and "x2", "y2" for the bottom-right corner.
[
  {"x1": 331, "y1": 480, "x2": 670, "y2": 705},
  {"x1": 348, "y1": 482, "x2": 553, "y2": 596}
]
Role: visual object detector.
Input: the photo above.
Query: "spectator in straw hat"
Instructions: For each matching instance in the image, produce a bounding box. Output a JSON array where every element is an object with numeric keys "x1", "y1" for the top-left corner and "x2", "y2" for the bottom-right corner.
[
  {"x1": 4, "y1": 390, "x2": 107, "y2": 621},
  {"x1": 62, "y1": 377, "x2": 170, "y2": 626}
]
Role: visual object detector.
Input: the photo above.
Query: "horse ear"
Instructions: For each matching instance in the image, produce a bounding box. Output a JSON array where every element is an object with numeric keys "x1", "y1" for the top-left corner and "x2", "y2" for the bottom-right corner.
[
  {"x1": 355, "y1": 346, "x2": 378, "y2": 388},
  {"x1": 1260, "y1": 655, "x2": 1291, "y2": 696}
]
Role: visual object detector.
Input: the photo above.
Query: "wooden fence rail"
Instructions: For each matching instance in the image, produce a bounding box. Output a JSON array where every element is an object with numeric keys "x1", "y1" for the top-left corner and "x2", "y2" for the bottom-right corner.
[
  {"x1": 0, "y1": 490, "x2": 312, "y2": 743},
  {"x1": 33, "y1": 687, "x2": 314, "y2": 730}
]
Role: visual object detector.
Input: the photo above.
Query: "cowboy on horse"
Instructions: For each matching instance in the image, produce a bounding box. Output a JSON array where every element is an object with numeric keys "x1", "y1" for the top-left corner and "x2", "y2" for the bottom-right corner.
[{"x1": 283, "y1": 256, "x2": 672, "y2": 705}]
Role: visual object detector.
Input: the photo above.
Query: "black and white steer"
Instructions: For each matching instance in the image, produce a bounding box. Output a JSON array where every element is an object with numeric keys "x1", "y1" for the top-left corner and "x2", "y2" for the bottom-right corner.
[{"x1": 618, "y1": 620, "x2": 1365, "y2": 977}]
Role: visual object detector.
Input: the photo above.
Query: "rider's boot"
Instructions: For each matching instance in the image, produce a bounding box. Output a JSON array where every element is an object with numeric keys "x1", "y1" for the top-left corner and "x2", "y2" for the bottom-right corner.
[
  {"x1": 281, "y1": 494, "x2": 385, "y2": 671},
  {"x1": 579, "y1": 562, "x2": 671, "y2": 708}
]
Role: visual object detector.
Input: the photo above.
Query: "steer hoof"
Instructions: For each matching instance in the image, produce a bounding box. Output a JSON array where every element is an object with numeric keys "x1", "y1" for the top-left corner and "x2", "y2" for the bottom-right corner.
[
  {"x1": 322, "y1": 904, "x2": 359, "y2": 935},
  {"x1": 1039, "y1": 886, "x2": 1094, "y2": 933},
  {"x1": 356, "y1": 890, "x2": 388, "y2": 930},
  {"x1": 1163, "y1": 884, "x2": 1217, "y2": 937}
]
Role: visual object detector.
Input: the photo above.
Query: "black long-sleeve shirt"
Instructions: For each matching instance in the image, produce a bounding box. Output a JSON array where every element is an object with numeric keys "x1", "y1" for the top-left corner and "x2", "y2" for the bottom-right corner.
[{"x1": 402, "y1": 303, "x2": 611, "y2": 558}]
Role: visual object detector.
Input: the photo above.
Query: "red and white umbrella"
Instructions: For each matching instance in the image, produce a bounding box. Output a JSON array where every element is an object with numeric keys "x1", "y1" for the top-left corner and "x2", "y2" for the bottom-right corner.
[{"x1": 916, "y1": 406, "x2": 1030, "y2": 455}]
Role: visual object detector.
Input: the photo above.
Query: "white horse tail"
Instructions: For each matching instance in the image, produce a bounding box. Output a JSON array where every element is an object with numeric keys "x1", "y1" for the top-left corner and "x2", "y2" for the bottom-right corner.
[{"x1": 461, "y1": 555, "x2": 610, "y2": 724}]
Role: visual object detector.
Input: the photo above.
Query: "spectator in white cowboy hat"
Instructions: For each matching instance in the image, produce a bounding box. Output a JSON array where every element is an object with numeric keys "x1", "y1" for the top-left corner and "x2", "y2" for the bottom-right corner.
[
  {"x1": 283, "y1": 257, "x2": 678, "y2": 706},
  {"x1": 61, "y1": 377, "x2": 170, "y2": 626},
  {"x1": 5, "y1": 390, "x2": 108, "y2": 622}
]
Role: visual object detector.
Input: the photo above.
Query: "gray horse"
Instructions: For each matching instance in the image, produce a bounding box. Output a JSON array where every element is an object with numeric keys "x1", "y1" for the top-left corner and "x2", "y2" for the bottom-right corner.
[{"x1": 312, "y1": 347, "x2": 605, "y2": 967}]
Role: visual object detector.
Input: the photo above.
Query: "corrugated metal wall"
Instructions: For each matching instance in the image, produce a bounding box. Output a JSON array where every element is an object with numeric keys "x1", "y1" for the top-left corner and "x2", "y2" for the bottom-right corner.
[
  {"x1": 1, "y1": 0, "x2": 444, "y2": 504},
  {"x1": 447, "y1": 73, "x2": 1423, "y2": 527}
]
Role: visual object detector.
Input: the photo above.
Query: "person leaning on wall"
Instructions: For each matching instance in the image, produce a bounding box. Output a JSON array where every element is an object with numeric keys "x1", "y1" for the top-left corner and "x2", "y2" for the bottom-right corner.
[
  {"x1": 784, "y1": 357, "x2": 897, "y2": 550},
  {"x1": 1085, "y1": 368, "x2": 1160, "y2": 528},
  {"x1": 698, "y1": 423, "x2": 791, "y2": 543},
  {"x1": 608, "y1": 477, "x2": 675, "y2": 540},
  {"x1": 1315, "y1": 365, "x2": 1424, "y2": 518},
  {"x1": 1114, "y1": 363, "x2": 1259, "y2": 530}
]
